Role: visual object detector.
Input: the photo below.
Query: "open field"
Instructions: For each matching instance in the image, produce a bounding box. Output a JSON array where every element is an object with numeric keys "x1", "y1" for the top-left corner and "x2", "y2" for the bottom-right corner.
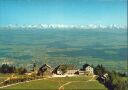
[
  {"x1": 0, "y1": 73, "x2": 31, "y2": 84},
  {"x1": 65, "y1": 81, "x2": 106, "y2": 90},
  {"x1": 2, "y1": 76, "x2": 107, "y2": 90},
  {"x1": 0, "y1": 74, "x2": 12, "y2": 83}
]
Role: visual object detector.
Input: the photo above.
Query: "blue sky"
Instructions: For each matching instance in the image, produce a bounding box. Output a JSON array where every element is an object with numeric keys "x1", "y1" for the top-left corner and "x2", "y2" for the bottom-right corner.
[{"x1": 0, "y1": 0, "x2": 127, "y2": 26}]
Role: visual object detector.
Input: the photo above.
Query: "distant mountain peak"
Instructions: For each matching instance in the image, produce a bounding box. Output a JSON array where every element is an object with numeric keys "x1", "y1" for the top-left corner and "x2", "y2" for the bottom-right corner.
[{"x1": 0, "y1": 24, "x2": 127, "y2": 30}]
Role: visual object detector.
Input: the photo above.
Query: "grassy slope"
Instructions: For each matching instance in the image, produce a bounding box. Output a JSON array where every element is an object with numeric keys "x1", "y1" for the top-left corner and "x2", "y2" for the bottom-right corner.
[
  {"x1": 65, "y1": 81, "x2": 107, "y2": 90},
  {"x1": 3, "y1": 78, "x2": 64, "y2": 89},
  {"x1": 0, "y1": 74, "x2": 11, "y2": 83},
  {"x1": 0, "y1": 74, "x2": 30, "y2": 84},
  {"x1": 4, "y1": 76, "x2": 107, "y2": 90},
  {"x1": 5, "y1": 79, "x2": 60, "y2": 89}
]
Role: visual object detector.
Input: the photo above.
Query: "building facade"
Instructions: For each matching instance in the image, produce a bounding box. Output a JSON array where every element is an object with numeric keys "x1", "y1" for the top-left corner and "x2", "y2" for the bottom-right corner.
[{"x1": 85, "y1": 66, "x2": 94, "y2": 75}]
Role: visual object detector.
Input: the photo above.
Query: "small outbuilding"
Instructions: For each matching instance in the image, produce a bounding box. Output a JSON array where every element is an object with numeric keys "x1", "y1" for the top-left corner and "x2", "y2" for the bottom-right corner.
[
  {"x1": 37, "y1": 64, "x2": 52, "y2": 76},
  {"x1": 53, "y1": 64, "x2": 77, "y2": 75},
  {"x1": 83, "y1": 64, "x2": 94, "y2": 76},
  {"x1": 66, "y1": 70, "x2": 78, "y2": 75}
]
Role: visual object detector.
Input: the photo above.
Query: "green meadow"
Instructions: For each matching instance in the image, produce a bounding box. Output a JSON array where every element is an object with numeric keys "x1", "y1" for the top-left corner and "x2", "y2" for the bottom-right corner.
[
  {"x1": 3, "y1": 76, "x2": 107, "y2": 90},
  {"x1": 0, "y1": 74, "x2": 11, "y2": 83}
]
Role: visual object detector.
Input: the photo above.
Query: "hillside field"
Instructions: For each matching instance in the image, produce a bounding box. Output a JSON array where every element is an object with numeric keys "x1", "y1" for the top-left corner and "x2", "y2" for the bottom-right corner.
[
  {"x1": 2, "y1": 76, "x2": 107, "y2": 90},
  {"x1": 0, "y1": 74, "x2": 12, "y2": 83}
]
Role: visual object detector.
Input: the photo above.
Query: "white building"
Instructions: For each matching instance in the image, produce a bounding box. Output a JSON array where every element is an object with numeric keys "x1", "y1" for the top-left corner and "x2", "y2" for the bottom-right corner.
[
  {"x1": 85, "y1": 66, "x2": 94, "y2": 75},
  {"x1": 66, "y1": 70, "x2": 78, "y2": 75}
]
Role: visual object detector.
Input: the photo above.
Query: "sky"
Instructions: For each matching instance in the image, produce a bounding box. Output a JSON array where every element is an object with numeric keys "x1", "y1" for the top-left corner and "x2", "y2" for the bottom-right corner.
[{"x1": 0, "y1": 0, "x2": 127, "y2": 26}]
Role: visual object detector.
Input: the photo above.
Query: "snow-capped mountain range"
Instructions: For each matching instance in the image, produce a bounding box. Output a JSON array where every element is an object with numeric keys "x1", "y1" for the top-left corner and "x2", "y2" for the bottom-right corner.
[{"x1": 0, "y1": 24, "x2": 127, "y2": 30}]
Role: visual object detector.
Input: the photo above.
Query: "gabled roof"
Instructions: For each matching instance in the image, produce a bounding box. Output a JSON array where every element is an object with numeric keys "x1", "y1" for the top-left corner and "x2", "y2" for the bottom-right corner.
[
  {"x1": 83, "y1": 64, "x2": 90, "y2": 69},
  {"x1": 41, "y1": 64, "x2": 52, "y2": 69},
  {"x1": 55, "y1": 64, "x2": 75, "y2": 70}
]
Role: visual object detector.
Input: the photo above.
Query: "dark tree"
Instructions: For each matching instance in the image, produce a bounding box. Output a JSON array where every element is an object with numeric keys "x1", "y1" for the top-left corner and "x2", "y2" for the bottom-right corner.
[
  {"x1": 0, "y1": 64, "x2": 16, "y2": 73},
  {"x1": 17, "y1": 67, "x2": 27, "y2": 75}
]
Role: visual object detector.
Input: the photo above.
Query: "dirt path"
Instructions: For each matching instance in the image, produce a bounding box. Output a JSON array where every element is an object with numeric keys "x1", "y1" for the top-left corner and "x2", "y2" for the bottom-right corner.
[
  {"x1": 0, "y1": 77, "x2": 10, "y2": 85},
  {"x1": 59, "y1": 82, "x2": 71, "y2": 90},
  {"x1": 58, "y1": 75, "x2": 96, "y2": 90},
  {"x1": 89, "y1": 75, "x2": 96, "y2": 81}
]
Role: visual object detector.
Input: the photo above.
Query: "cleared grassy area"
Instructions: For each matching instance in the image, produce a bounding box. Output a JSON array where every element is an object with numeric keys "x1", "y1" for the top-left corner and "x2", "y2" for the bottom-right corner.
[
  {"x1": 3, "y1": 76, "x2": 107, "y2": 90},
  {"x1": 3, "y1": 78, "x2": 64, "y2": 89},
  {"x1": 65, "y1": 81, "x2": 107, "y2": 90},
  {"x1": 5, "y1": 79, "x2": 61, "y2": 89},
  {"x1": 0, "y1": 73, "x2": 31, "y2": 84},
  {"x1": 0, "y1": 74, "x2": 12, "y2": 77},
  {"x1": 0, "y1": 78, "x2": 5, "y2": 83},
  {"x1": 0, "y1": 74, "x2": 11, "y2": 83}
]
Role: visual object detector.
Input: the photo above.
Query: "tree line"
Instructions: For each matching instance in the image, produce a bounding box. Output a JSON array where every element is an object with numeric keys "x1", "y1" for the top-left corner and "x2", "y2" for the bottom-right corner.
[
  {"x1": 94, "y1": 64, "x2": 128, "y2": 90},
  {"x1": 0, "y1": 64, "x2": 27, "y2": 75}
]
